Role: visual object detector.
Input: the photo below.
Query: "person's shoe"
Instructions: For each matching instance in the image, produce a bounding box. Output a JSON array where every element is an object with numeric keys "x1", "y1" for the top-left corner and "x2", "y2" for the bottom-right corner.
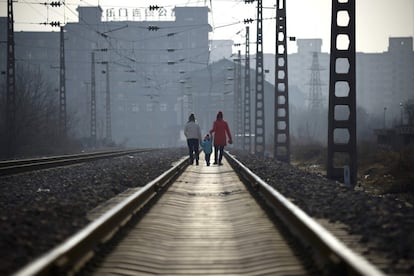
[
  {"x1": 218, "y1": 162, "x2": 223, "y2": 166},
  {"x1": 213, "y1": 161, "x2": 217, "y2": 165},
  {"x1": 207, "y1": 162, "x2": 210, "y2": 166},
  {"x1": 196, "y1": 160, "x2": 199, "y2": 165}
]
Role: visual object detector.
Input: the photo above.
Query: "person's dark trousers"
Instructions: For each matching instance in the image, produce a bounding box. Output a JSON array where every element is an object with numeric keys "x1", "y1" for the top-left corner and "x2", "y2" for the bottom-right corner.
[
  {"x1": 187, "y1": 139, "x2": 199, "y2": 164},
  {"x1": 214, "y1": 145, "x2": 224, "y2": 165},
  {"x1": 205, "y1": 153, "x2": 211, "y2": 166}
]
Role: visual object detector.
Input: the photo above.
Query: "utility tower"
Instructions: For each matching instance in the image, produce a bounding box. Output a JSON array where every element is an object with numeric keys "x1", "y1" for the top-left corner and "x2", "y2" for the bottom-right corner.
[
  {"x1": 327, "y1": 0, "x2": 357, "y2": 186},
  {"x1": 307, "y1": 52, "x2": 324, "y2": 112},
  {"x1": 90, "y1": 52, "x2": 97, "y2": 147},
  {"x1": 105, "y1": 62, "x2": 112, "y2": 142},
  {"x1": 274, "y1": 0, "x2": 290, "y2": 163},
  {"x1": 59, "y1": 26, "x2": 67, "y2": 137},
  {"x1": 243, "y1": 26, "x2": 251, "y2": 152},
  {"x1": 234, "y1": 50, "x2": 243, "y2": 148},
  {"x1": 254, "y1": 0, "x2": 265, "y2": 156},
  {"x1": 6, "y1": 0, "x2": 16, "y2": 157}
]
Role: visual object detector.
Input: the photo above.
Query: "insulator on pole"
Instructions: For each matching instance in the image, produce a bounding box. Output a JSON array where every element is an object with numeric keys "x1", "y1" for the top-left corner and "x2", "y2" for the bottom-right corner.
[
  {"x1": 50, "y1": 1, "x2": 62, "y2": 7},
  {"x1": 149, "y1": 5, "x2": 160, "y2": 11},
  {"x1": 148, "y1": 25, "x2": 160, "y2": 31}
]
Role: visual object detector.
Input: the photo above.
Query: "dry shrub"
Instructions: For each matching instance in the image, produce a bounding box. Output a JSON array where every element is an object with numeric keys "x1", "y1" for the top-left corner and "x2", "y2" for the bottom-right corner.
[
  {"x1": 359, "y1": 146, "x2": 414, "y2": 193},
  {"x1": 291, "y1": 142, "x2": 326, "y2": 165},
  {"x1": 390, "y1": 146, "x2": 414, "y2": 193},
  {"x1": 375, "y1": 146, "x2": 413, "y2": 176}
]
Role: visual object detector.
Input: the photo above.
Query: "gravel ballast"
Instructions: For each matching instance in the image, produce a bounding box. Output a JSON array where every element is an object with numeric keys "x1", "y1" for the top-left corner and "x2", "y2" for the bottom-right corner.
[
  {"x1": 1, "y1": 147, "x2": 413, "y2": 275},
  {"x1": 0, "y1": 148, "x2": 186, "y2": 275},
  {"x1": 228, "y1": 149, "x2": 414, "y2": 275}
]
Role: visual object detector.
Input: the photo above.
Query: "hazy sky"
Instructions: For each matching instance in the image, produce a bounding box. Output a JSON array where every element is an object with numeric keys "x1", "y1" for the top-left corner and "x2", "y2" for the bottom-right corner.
[{"x1": 2, "y1": 0, "x2": 413, "y2": 53}]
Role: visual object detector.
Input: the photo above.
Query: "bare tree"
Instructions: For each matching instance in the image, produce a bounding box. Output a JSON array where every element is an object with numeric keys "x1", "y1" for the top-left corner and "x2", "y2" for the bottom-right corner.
[
  {"x1": 405, "y1": 99, "x2": 414, "y2": 125},
  {"x1": 0, "y1": 65, "x2": 78, "y2": 157}
]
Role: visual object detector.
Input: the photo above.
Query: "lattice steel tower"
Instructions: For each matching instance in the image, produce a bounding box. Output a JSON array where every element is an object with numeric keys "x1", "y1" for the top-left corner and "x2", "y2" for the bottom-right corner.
[
  {"x1": 6, "y1": 0, "x2": 16, "y2": 157},
  {"x1": 274, "y1": 0, "x2": 290, "y2": 163},
  {"x1": 90, "y1": 52, "x2": 97, "y2": 147},
  {"x1": 59, "y1": 26, "x2": 67, "y2": 137},
  {"x1": 234, "y1": 50, "x2": 243, "y2": 148},
  {"x1": 105, "y1": 62, "x2": 112, "y2": 141},
  {"x1": 243, "y1": 26, "x2": 251, "y2": 152},
  {"x1": 328, "y1": 0, "x2": 357, "y2": 185},
  {"x1": 254, "y1": 0, "x2": 265, "y2": 156}
]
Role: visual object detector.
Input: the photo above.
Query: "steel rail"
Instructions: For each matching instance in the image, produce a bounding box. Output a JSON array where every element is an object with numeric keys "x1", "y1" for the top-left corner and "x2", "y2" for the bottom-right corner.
[
  {"x1": 13, "y1": 155, "x2": 189, "y2": 276},
  {"x1": 224, "y1": 151, "x2": 385, "y2": 276},
  {"x1": 0, "y1": 149, "x2": 126, "y2": 167},
  {"x1": 0, "y1": 148, "x2": 153, "y2": 176},
  {"x1": 13, "y1": 151, "x2": 385, "y2": 275}
]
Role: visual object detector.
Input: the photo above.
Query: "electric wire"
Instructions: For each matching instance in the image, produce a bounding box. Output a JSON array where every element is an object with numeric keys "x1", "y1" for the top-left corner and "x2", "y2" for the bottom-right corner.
[{"x1": 9, "y1": 0, "x2": 259, "y2": 88}]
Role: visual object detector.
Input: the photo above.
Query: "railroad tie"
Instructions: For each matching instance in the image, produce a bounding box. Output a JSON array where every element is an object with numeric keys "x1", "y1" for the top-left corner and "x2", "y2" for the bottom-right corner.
[{"x1": 92, "y1": 159, "x2": 308, "y2": 275}]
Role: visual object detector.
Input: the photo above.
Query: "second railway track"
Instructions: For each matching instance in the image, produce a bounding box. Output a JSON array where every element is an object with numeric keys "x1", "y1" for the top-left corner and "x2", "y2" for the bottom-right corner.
[
  {"x1": 0, "y1": 149, "x2": 154, "y2": 176},
  {"x1": 14, "y1": 152, "x2": 385, "y2": 275}
]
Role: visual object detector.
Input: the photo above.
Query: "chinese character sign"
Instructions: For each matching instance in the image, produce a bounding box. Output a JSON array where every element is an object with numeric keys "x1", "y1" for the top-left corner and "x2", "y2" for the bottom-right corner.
[{"x1": 105, "y1": 7, "x2": 174, "y2": 21}]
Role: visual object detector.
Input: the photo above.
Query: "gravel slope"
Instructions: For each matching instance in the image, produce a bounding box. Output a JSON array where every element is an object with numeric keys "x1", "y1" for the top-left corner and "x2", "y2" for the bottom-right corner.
[
  {"x1": 228, "y1": 149, "x2": 414, "y2": 275},
  {"x1": 0, "y1": 148, "x2": 186, "y2": 275}
]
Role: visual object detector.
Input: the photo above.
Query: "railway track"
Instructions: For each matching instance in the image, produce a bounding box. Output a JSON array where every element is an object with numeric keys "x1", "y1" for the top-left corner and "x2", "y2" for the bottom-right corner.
[
  {"x1": 0, "y1": 149, "x2": 153, "y2": 176},
  {"x1": 14, "y1": 152, "x2": 385, "y2": 275}
]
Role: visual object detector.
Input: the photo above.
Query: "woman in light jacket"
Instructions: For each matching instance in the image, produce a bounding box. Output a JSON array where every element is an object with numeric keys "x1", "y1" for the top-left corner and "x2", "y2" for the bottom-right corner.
[{"x1": 184, "y1": 113, "x2": 202, "y2": 165}]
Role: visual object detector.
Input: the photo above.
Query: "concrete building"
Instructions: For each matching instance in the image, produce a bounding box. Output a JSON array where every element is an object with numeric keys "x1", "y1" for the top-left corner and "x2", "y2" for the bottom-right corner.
[
  {"x1": 357, "y1": 37, "x2": 414, "y2": 126},
  {"x1": 1, "y1": 6, "x2": 212, "y2": 148},
  {"x1": 64, "y1": 6, "x2": 211, "y2": 147}
]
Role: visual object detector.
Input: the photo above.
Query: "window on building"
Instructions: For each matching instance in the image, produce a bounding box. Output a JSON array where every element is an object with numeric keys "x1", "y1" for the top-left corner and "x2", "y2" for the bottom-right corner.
[
  {"x1": 160, "y1": 103, "x2": 167, "y2": 111},
  {"x1": 132, "y1": 103, "x2": 139, "y2": 112},
  {"x1": 146, "y1": 103, "x2": 153, "y2": 112}
]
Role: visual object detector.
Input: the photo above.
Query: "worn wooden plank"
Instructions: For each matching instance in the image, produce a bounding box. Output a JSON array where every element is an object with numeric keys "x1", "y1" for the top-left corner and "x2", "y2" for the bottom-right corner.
[{"x1": 92, "y1": 160, "x2": 307, "y2": 275}]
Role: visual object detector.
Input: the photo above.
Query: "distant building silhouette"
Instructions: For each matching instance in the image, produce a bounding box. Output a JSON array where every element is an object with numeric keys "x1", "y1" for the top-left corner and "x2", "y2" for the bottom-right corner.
[
  {"x1": 1, "y1": 7, "x2": 413, "y2": 148},
  {"x1": 260, "y1": 37, "x2": 414, "y2": 124},
  {"x1": 358, "y1": 37, "x2": 414, "y2": 121},
  {"x1": 0, "y1": 6, "x2": 212, "y2": 148}
]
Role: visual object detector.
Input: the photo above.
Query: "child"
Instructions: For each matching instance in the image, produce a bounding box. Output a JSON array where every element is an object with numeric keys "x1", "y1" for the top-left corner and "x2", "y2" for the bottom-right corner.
[{"x1": 201, "y1": 134, "x2": 213, "y2": 166}]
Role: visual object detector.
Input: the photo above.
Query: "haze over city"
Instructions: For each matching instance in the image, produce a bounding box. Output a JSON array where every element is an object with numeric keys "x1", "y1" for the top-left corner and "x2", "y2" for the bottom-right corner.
[
  {"x1": 2, "y1": 0, "x2": 414, "y2": 53},
  {"x1": 1, "y1": 0, "x2": 413, "y2": 150},
  {"x1": 1, "y1": 2, "x2": 414, "y2": 275}
]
